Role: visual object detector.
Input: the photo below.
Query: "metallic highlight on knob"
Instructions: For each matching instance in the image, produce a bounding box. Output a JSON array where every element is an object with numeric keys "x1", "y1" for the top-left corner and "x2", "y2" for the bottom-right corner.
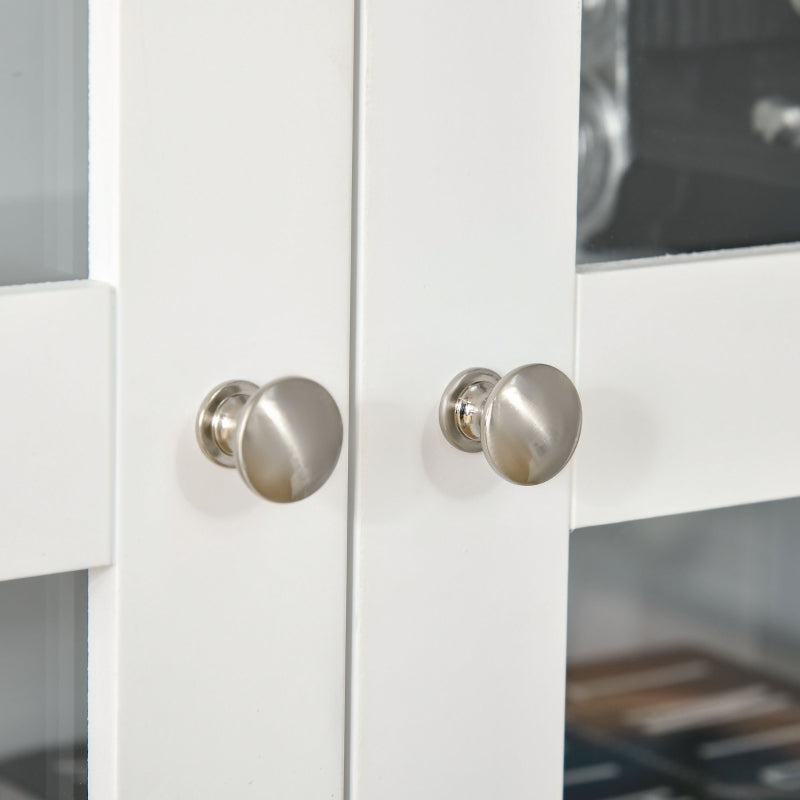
[
  {"x1": 196, "y1": 377, "x2": 343, "y2": 503},
  {"x1": 439, "y1": 364, "x2": 582, "y2": 485}
]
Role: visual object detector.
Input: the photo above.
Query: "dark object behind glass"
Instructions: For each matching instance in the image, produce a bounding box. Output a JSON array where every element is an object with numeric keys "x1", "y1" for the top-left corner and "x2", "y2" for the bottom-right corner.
[{"x1": 578, "y1": 0, "x2": 800, "y2": 264}]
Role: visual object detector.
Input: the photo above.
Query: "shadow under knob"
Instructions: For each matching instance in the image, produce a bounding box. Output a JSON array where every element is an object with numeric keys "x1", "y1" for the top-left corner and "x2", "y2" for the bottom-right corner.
[
  {"x1": 196, "y1": 377, "x2": 343, "y2": 503},
  {"x1": 439, "y1": 364, "x2": 582, "y2": 485}
]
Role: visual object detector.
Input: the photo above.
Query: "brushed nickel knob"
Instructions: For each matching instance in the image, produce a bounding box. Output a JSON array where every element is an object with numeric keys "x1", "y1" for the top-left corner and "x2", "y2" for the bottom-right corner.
[
  {"x1": 439, "y1": 364, "x2": 582, "y2": 485},
  {"x1": 196, "y1": 377, "x2": 343, "y2": 503}
]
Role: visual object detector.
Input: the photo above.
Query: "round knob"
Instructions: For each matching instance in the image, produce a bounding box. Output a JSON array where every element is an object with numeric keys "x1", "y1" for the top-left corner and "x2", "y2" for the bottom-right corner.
[
  {"x1": 196, "y1": 377, "x2": 343, "y2": 503},
  {"x1": 439, "y1": 364, "x2": 582, "y2": 485}
]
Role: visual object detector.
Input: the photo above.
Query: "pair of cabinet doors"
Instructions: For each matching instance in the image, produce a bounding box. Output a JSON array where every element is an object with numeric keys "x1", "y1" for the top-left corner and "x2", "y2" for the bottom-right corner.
[{"x1": 4, "y1": 0, "x2": 800, "y2": 797}]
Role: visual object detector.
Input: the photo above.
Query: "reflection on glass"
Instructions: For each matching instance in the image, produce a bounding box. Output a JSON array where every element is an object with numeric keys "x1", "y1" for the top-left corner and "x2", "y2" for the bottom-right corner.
[
  {"x1": 565, "y1": 497, "x2": 800, "y2": 799},
  {"x1": 1, "y1": 0, "x2": 88, "y2": 286},
  {"x1": 0, "y1": 572, "x2": 87, "y2": 799},
  {"x1": 577, "y1": 0, "x2": 800, "y2": 266}
]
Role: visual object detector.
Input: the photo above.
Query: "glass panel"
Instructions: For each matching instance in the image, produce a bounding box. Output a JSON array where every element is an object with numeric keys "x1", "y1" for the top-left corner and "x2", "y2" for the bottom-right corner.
[
  {"x1": 565, "y1": 497, "x2": 800, "y2": 800},
  {"x1": 577, "y1": 0, "x2": 800, "y2": 266},
  {"x1": 0, "y1": 572, "x2": 87, "y2": 800},
  {"x1": 1, "y1": 0, "x2": 88, "y2": 286}
]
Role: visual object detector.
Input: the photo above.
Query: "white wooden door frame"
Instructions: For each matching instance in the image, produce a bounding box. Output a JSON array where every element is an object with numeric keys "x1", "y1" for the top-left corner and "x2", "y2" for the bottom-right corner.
[
  {"x1": 348, "y1": 3, "x2": 582, "y2": 797},
  {"x1": 0, "y1": 281, "x2": 112, "y2": 581},
  {"x1": 87, "y1": 0, "x2": 355, "y2": 797},
  {"x1": 574, "y1": 246, "x2": 800, "y2": 528}
]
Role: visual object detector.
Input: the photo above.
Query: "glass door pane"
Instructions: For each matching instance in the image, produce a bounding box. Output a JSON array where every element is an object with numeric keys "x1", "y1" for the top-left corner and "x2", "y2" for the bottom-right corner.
[
  {"x1": 577, "y1": 0, "x2": 800, "y2": 266},
  {"x1": 0, "y1": 572, "x2": 87, "y2": 800},
  {"x1": 1, "y1": 0, "x2": 88, "y2": 285},
  {"x1": 565, "y1": 497, "x2": 800, "y2": 799}
]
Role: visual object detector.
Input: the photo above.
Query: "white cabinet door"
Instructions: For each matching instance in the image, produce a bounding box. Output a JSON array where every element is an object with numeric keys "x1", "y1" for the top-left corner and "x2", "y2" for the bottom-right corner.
[
  {"x1": 83, "y1": 1, "x2": 355, "y2": 798},
  {"x1": 1, "y1": 0, "x2": 350, "y2": 795},
  {"x1": 350, "y1": 2, "x2": 800, "y2": 799},
  {"x1": 0, "y1": 0, "x2": 354, "y2": 800}
]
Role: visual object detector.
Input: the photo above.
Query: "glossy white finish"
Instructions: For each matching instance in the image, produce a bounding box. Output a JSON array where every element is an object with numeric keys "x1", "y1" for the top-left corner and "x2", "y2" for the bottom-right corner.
[
  {"x1": 0, "y1": 281, "x2": 113, "y2": 581},
  {"x1": 89, "y1": 0, "x2": 354, "y2": 797},
  {"x1": 350, "y1": 2, "x2": 581, "y2": 798},
  {"x1": 574, "y1": 248, "x2": 800, "y2": 528}
]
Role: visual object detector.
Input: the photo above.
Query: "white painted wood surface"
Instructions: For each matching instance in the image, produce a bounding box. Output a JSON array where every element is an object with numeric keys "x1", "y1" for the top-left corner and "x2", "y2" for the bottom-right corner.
[
  {"x1": 89, "y1": 1, "x2": 354, "y2": 797},
  {"x1": 574, "y1": 247, "x2": 800, "y2": 528},
  {"x1": 0, "y1": 281, "x2": 113, "y2": 581},
  {"x1": 349, "y1": 2, "x2": 582, "y2": 797}
]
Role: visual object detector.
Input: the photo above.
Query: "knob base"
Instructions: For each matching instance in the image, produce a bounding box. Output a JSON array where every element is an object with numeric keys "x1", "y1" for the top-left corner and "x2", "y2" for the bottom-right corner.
[
  {"x1": 438, "y1": 368, "x2": 500, "y2": 453},
  {"x1": 196, "y1": 380, "x2": 259, "y2": 468}
]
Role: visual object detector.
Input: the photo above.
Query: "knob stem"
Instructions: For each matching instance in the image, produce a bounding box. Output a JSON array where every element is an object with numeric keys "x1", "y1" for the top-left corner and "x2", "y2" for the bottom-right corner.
[
  {"x1": 197, "y1": 380, "x2": 259, "y2": 468},
  {"x1": 440, "y1": 368, "x2": 501, "y2": 453},
  {"x1": 212, "y1": 391, "x2": 254, "y2": 459},
  {"x1": 453, "y1": 376, "x2": 497, "y2": 443}
]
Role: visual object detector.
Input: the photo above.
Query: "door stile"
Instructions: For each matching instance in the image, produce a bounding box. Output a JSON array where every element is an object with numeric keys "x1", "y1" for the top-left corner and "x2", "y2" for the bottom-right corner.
[
  {"x1": 88, "y1": 1, "x2": 355, "y2": 797},
  {"x1": 348, "y1": 3, "x2": 583, "y2": 797}
]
